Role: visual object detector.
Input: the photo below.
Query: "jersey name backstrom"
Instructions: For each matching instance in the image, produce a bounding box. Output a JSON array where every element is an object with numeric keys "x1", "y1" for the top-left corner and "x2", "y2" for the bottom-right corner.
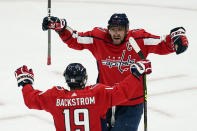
[
  {"x1": 102, "y1": 42, "x2": 135, "y2": 73},
  {"x1": 56, "y1": 96, "x2": 96, "y2": 107}
]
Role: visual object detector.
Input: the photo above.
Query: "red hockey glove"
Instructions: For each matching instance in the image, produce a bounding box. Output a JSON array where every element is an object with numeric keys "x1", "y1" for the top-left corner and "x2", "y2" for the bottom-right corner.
[
  {"x1": 14, "y1": 65, "x2": 34, "y2": 87},
  {"x1": 130, "y1": 59, "x2": 152, "y2": 78},
  {"x1": 170, "y1": 27, "x2": 188, "y2": 54},
  {"x1": 42, "y1": 16, "x2": 67, "y2": 33}
]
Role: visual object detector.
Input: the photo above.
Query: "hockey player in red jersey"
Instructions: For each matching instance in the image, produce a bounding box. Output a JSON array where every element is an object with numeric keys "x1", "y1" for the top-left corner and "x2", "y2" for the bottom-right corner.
[
  {"x1": 42, "y1": 13, "x2": 188, "y2": 131},
  {"x1": 14, "y1": 61, "x2": 151, "y2": 131}
]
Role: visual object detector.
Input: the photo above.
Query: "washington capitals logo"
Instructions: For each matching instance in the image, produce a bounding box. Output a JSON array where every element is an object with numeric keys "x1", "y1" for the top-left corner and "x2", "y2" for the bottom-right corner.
[
  {"x1": 102, "y1": 42, "x2": 135, "y2": 73},
  {"x1": 102, "y1": 50, "x2": 135, "y2": 73}
]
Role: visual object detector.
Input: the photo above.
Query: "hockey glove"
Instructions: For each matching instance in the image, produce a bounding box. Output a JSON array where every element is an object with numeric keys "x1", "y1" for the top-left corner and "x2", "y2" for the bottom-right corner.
[
  {"x1": 130, "y1": 59, "x2": 152, "y2": 78},
  {"x1": 14, "y1": 65, "x2": 34, "y2": 87},
  {"x1": 170, "y1": 27, "x2": 188, "y2": 54},
  {"x1": 42, "y1": 16, "x2": 67, "y2": 33}
]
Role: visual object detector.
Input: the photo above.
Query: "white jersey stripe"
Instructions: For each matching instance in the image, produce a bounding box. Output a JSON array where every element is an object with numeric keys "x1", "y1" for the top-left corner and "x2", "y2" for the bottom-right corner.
[
  {"x1": 66, "y1": 26, "x2": 93, "y2": 44},
  {"x1": 77, "y1": 36, "x2": 93, "y2": 44},
  {"x1": 105, "y1": 87, "x2": 113, "y2": 90},
  {"x1": 66, "y1": 26, "x2": 74, "y2": 34},
  {"x1": 143, "y1": 35, "x2": 166, "y2": 45}
]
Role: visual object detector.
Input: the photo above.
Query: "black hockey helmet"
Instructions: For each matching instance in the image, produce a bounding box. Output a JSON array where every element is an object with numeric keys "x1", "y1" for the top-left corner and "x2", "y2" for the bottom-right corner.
[
  {"x1": 108, "y1": 13, "x2": 129, "y2": 29},
  {"x1": 63, "y1": 63, "x2": 87, "y2": 89}
]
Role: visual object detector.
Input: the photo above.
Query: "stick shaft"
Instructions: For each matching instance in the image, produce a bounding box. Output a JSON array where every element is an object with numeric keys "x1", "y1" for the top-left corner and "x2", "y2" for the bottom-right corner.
[
  {"x1": 47, "y1": 0, "x2": 51, "y2": 65},
  {"x1": 129, "y1": 37, "x2": 147, "y2": 131}
]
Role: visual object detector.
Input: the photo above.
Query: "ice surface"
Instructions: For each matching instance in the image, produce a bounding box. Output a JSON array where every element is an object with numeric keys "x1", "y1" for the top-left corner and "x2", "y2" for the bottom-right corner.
[{"x1": 0, "y1": 0, "x2": 197, "y2": 130}]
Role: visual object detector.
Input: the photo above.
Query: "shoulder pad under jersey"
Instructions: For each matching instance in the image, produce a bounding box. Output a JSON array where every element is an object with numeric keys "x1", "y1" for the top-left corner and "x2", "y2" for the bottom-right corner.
[
  {"x1": 94, "y1": 27, "x2": 107, "y2": 32},
  {"x1": 130, "y1": 28, "x2": 146, "y2": 38}
]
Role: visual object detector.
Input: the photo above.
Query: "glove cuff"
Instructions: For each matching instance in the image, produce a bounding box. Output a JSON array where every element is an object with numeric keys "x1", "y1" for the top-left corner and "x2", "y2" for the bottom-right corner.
[
  {"x1": 170, "y1": 27, "x2": 186, "y2": 40},
  {"x1": 17, "y1": 73, "x2": 34, "y2": 87},
  {"x1": 53, "y1": 19, "x2": 67, "y2": 33}
]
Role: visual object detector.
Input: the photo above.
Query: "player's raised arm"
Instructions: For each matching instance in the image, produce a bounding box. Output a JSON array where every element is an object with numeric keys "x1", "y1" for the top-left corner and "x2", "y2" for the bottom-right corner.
[
  {"x1": 133, "y1": 27, "x2": 188, "y2": 57},
  {"x1": 14, "y1": 65, "x2": 51, "y2": 110},
  {"x1": 42, "y1": 16, "x2": 97, "y2": 52}
]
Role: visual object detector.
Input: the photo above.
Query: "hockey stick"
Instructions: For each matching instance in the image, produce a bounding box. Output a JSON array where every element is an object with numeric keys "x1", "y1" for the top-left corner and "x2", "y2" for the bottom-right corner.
[
  {"x1": 129, "y1": 37, "x2": 147, "y2": 131},
  {"x1": 47, "y1": 0, "x2": 51, "y2": 65}
]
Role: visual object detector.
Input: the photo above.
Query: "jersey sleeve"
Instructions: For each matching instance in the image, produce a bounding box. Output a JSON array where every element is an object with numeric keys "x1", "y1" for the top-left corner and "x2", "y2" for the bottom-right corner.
[
  {"x1": 131, "y1": 29, "x2": 175, "y2": 57},
  {"x1": 58, "y1": 26, "x2": 97, "y2": 54},
  {"x1": 21, "y1": 84, "x2": 54, "y2": 112},
  {"x1": 109, "y1": 74, "x2": 140, "y2": 106},
  {"x1": 94, "y1": 74, "x2": 140, "y2": 114}
]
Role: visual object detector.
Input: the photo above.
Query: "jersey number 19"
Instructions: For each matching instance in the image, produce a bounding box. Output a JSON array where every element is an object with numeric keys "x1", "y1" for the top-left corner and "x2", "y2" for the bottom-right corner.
[{"x1": 63, "y1": 109, "x2": 90, "y2": 131}]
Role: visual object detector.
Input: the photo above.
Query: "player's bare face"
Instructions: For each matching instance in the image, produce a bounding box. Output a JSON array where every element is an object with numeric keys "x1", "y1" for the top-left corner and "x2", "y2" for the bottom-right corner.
[{"x1": 109, "y1": 26, "x2": 128, "y2": 45}]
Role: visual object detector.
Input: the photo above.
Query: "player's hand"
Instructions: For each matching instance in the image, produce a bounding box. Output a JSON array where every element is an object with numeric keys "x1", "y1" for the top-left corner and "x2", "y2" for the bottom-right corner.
[
  {"x1": 14, "y1": 65, "x2": 34, "y2": 87},
  {"x1": 170, "y1": 27, "x2": 188, "y2": 54},
  {"x1": 130, "y1": 59, "x2": 152, "y2": 78},
  {"x1": 42, "y1": 16, "x2": 67, "y2": 33}
]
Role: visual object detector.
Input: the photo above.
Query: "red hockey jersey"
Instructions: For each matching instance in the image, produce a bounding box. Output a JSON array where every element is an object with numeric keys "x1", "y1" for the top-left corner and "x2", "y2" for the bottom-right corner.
[
  {"x1": 22, "y1": 74, "x2": 140, "y2": 131},
  {"x1": 58, "y1": 27, "x2": 175, "y2": 105}
]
